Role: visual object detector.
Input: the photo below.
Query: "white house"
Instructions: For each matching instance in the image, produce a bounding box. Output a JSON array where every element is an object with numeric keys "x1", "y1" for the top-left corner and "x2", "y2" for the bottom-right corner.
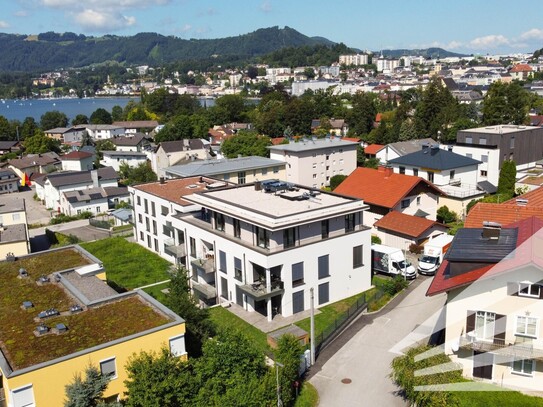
[
  {"x1": 268, "y1": 137, "x2": 358, "y2": 188},
  {"x1": 85, "y1": 125, "x2": 124, "y2": 140},
  {"x1": 60, "y1": 186, "x2": 129, "y2": 216},
  {"x1": 110, "y1": 134, "x2": 151, "y2": 153},
  {"x1": 130, "y1": 178, "x2": 372, "y2": 322},
  {"x1": 375, "y1": 138, "x2": 435, "y2": 164},
  {"x1": 60, "y1": 151, "x2": 95, "y2": 172},
  {"x1": 100, "y1": 151, "x2": 148, "y2": 172},
  {"x1": 151, "y1": 139, "x2": 210, "y2": 178}
]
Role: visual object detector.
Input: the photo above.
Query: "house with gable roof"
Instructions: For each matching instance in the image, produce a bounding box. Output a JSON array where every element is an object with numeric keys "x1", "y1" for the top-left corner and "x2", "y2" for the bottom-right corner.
[
  {"x1": 151, "y1": 139, "x2": 210, "y2": 177},
  {"x1": 375, "y1": 138, "x2": 436, "y2": 164}
]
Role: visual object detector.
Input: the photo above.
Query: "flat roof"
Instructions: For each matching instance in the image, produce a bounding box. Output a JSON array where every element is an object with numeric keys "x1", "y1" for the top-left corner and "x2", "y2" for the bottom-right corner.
[
  {"x1": 268, "y1": 138, "x2": 359, "y2": 153},
  {"x1": 461, "y1": 125, "x2": 535, "y2": 135},
  {"x1": 0, "y1": 223, "x2": 26, "y2": 243},
  {"x1": 166, "y1": 156, "x2": 285, "y2": 177},
  {"x1": 0, "y1": 247, "x2": 179, "y2": 373},
  {"x1": 0, "y1": 199, "x2": 25, "y2": 214},
  {"x1": 184, "y1": 181, "x2": 368, "y2": 230}
]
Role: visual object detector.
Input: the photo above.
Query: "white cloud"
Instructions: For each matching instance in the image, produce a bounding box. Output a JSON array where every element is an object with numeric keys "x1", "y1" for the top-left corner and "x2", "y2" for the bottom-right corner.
[
  {"x1": 74, "y1": 9, "x2": 135, "y2": 31},
  {"x1": 180, "y1": 24, "x2": 192, "y2": 32},
  {"x1": 14, "y1": 10, "x2": 28, "y2": 17},
  {"x1": 260, "y1": 1, "x2": 272, "y2": 13},
  {"x1": 468, "y1": 34, "x2": 510, "y2": 49},
  {"x1": 519, "y1": 28, "x2": 543, "y2": 41},
  {"x1": 0, "y1": 21, "x2": 10, "y2": 29}
]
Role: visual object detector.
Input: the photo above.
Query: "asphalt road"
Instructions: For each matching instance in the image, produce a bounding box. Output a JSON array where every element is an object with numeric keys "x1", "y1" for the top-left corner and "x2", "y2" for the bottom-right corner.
[{"x1": 309, "y1": 277, "x2": 446, "y2": 406}]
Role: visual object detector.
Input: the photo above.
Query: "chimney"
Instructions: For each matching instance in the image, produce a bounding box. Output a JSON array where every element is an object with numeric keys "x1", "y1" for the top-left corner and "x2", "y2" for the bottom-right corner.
[
  {"x1": 90, "y1": 170, "x2": 99, "y2": 188},
  {"x1": 482, "y1": 221, "x2": 501, "y2": 240},
  {"x1": 159, "y1": 177, "x2": 165, "y2": 185},
  {"x1": 378, "y1": 165, "x2": 393, "y2": 178},
  {"x1": 421, "y1": 143, "x2": 429, "y2": 150}
]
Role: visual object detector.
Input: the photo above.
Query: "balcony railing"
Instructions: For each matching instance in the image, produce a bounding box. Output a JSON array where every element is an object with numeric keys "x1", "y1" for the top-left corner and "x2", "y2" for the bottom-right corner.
[
  {"x1": 191, "y1": 258, "x2": 216, "y2": 274},
  {"x1": 459, "y1": 336, "x2": 543, "y2": 360},
  {"x1": 192, "y1": 280, "x2": 217, "y2": 300},
  {"x1": 239, "y1": 279, "x2": 284, "y2": 300},
  {"x1": 164, "y1": 238, "x2": 186, "y2": 258}
]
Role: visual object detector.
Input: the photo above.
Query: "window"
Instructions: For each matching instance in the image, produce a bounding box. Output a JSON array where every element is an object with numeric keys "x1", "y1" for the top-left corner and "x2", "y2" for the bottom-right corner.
[
  {"x1": 283, "y1": 227, "x2": 296, "y2": 248},
  {"x1": 147, "y1": 235, "x2": 151, "y2": 248},
  {"x1": 326, "y1": 155, "x2": 330, "y2": 160},
  {"x1": 510, "y1": 137, "x2": 515, "y2": 149},
  {"x1": 292, "y1": 262, "x2": 304, "y2": 286},
  {"x1": 318, "y1": 282, "x2": 330, "y2": 305},
  {"x1": 321, "y1": 219, "x2": 329, "y2": 239},
  {"x1": 512, "y1": 358, "x2": 534, "y2": 376},
  {"x1": 413, "y1": 168, "x2": 418, "y2": 177},
  {"x1": 151, "y1": 202, "x2": 156, "y2": 217},
  {"x1": 153, "y1": 220, "x2": 157, "y2": 235},
  {"x1": 318, "y1": 255, "x2": 330, "y2": 279},
  {"x1": 519, "y1": 283, "x2": 541, "y2": 298},
  {"x1": 273, "y1": 166, "x2": 279, "y2": 173},
  {"x1": 95, "y1": 206, "x2": 100, "y2": 213},
  {"x1": 219, "y1": 250, "x2": 227, "y2": 273},
  {"x1": 190, "y1": 237, "x2": 196, "y2": 257},
  {"x1": 145, "y1": 218, "x2": 150, "y2": 232},
  {"x1": 399, "y1": 166, "x2": 405, "y2": 174},
  {"x1": 312, "y1": 163, "x2": 317, "y2": 169},
  {"x1": 169, "y1": 334, "x2": 186, "y2": 357},
  {"x1": 224, "y1": 173, "x2": 230, "y2": 181},
  {"x1": 481, "y1": 170, "x2": 488, "y2": 177},
  {"x1": 137, "y1": 196, "x2": 141, "y2": 206},
  {"x1": 237, "y1": 171, "x2": 246, "y2": 184},
  {"x1": 401, "y1": 199, "x2": 410, "y2": 209},
  {"x1": 139, "y1": 231, "x2": 144, "y2": 241},
  {"x1": 353, "y1": 245, "x2": 363, "y2": 268},
  {"x1": 427, "y1": 172, "x2": 434, "y2": 182},
  {"x1": 479, "y1": 137, "x2": 487, "y2": 145},
  {"x1": 233, "y1": 218, "x2": 241, "y2": 238},
  {"x1": 256, "y1": 227, "x2": 270, "y2": 248},
  {"x1": 292, "y1": 290, "x2": 304, "y2": 314},
  {"x1": 313, "y1": 174, "x2": 317, "y2": 179},
  {"x1": 100, "y1": 357, "x2": 117, "y2": 379},
  {"x1": 214, "y1": 212, "x2": 225, "y2": 231},
  {"x1": 138, "y1": 214, "x2": 143, "y2": 223},
  {"x1": 516, "y1": 315, "x2": 538, "y2": 338},
  {"x1": 481, "y1": 154, "x2": 488, "y2": 163},
  {"x1": 234, "y1": 257, "x2": 242, "y2": 281},
  {"x1": 161, "y1": 205, "x2": 169, "y2": 216},
  {"x1": 262, "y1": 168, "x2": 268, "y2": 175},
  {"x1": 466, "y1": 153, "x2": 473, "y2": 158},
  {"x1": 11, "y1": 384, "x2": 35, "y2": 407},
  {"x1": 144, "y1": 199, "x2": 148, "y2": 214},
  {"x1": 154, "y1": 238, "x2": 158, "y2": 251},
  {"x1": 466, "y1": 136, "x2": 473, "y2": 144},
  {"x1": 221, "y1": 277, "x2": 228, "y2": 300},
  {"x1": 416, "y1": 196, "x2": 421, "y2": 206},
  {"x1": 12, "y1": 213, "x2": 20, "y2": 221},
  {"x1": 450, "y1": 170, "x2": 455, "y2": 180},
  {"x1": 475, "y1": 311, "x2": 496, "y2": 341},
  {"x1": 339, "y1": 158, "x2": 344, "y2": 165},
  {"x1": 345, "y1": 213, "x2": 355, "y2": 233}
]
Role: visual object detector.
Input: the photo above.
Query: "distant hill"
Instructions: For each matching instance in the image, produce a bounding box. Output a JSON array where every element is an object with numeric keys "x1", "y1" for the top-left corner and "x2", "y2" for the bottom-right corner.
[
  {"x1": 0, "y1": 26, "x2": 337, "y2": 72},
  {"x1": 377, "y1": 47, "x2": 469, "y2": 59}
]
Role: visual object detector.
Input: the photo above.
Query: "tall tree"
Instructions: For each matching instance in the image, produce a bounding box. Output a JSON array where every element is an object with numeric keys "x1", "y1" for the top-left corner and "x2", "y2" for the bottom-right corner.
[
  {"x1": 220, "y1": 130, "x2": 272, "y2": 158},
  {"x1": 275, "y1": 334, "x2": 304, "y2": 407},
  {"x1": 154, "y1": 114, "x2": 194, "y2": 142},
  {"x1": 40, "y1": 110, "x2": 68, "y2": 130},
  {"x1": 23, "y1": 133, "x2": 60, "y2": 154},
  {"x1": 347, "y1": 92, "x2": 378, "y2": 138},
  {"x1": 20, "y1": 117, "x2": 39, "y2": 140},
  {"x1": 90, "y1": 108, "x2": 113, "y2": 125},
  {"x1": 497, "y1": 159, "x2": 517, "y2": 197},
  {"x1": 64, "y1": 365, "x2": 118, "y2": 407},
  {"x1": 111, "y1": 105, "x2": 124, "y2": 122},
  {"x1": 72, "y1": 114, "x2": 89, "y2": 126},
  {"x1": 482, "y1": 81, "x2": 530, "y2": 125}
]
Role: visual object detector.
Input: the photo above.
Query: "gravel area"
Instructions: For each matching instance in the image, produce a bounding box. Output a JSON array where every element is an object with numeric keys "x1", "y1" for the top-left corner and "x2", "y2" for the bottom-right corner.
[{"x1": 62, "y1": 270, "x2": 118, "y2": 302}]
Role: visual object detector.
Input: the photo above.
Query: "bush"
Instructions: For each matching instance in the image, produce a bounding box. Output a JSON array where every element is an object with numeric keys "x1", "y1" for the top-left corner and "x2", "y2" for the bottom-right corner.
[
  {"x1": 371, "y1": 235, "x2": 382, "y2": 244},
  {"x1": 330, "y1": 174, "x2": 347, "y2": 190},
  {"x1": 437, "y1": 205, "x2": 458, "y2": 223},
  {"x1": 373, "y1": 275, "x2": 408, "y2": 297},
  {"x1": 409, "y1": 243, "x2": 423, "y2": 254}
]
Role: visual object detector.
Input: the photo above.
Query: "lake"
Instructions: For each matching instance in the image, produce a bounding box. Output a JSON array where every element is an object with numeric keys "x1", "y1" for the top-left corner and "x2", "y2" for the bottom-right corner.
[{"x1": 0, "y1": 96, "x2": 217, "y2": 123}]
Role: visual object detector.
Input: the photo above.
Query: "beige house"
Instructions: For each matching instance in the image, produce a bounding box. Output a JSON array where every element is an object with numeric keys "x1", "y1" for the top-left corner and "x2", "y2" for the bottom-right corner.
[
  {"x1": 427, "y1": 217, "x2": 543, "y2": 392},
  {"x1": 0, "y1": 199, "x2": 30, "y2": 258},
  {"x1": 152, "y1": 139, "x2": 210, "y2": 178},
  {"x1": 268, "y1": 137, "x2": 358, "y2": 188}
]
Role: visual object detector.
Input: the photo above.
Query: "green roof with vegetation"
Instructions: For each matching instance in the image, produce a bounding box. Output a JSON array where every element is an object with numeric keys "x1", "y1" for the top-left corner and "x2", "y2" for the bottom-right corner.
[{"x1": 0, "y1": 248, "x2": 171, "y2": 371}]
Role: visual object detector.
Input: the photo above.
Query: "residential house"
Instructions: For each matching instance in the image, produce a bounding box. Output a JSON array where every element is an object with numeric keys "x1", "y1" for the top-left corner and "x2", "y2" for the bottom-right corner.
[
  {"x1": 60, "y1": 186, "x2": 129, "y2": 216},
  {"x1": 364, "y1": 144, "x2": 384, "y2": 159},
  {"x1": 60, "y1": 151, "x2": 95, "y2": 172},
  {"x1": 0, "y1": 246, "x2": 186, "y2": 407},
  {"x1": 426, "y1": 218, "x2": 543, "y2": 392},
  {"x1": 152, "y1": 139, "x2": 210, "y2": 178},
  {"x1": 387, "y1": 144, "x2": 483, "y2": 219},
  {"x1": 44, "y1": 126, "x2": 87, "y2": 144},
  {"x1": 8, "y1": 153, "x2": 62, "y2": 182},
  {"x1": 334, "y1": 166, "x2": 446, "y2": 249},
  {"x1": 375, "y1": 138, "x2": 436, "y2": 164},
  {"x1": 0, "y1": 141, "x2": 22, "y2": 155},
  {"x1": 34, "y1": 167, "x2": 118, "y2": 212},
  {"x1": 131, "y1": 178, "x2": 372, "y2": 320},
  {"x1": 310, "y1": 119, "x2": 349, "y2": 136},
  {"x1": 112, "y1": 120, "x2": 159, "y2": 135},
  {"x1": 451, "y1": 125, "x2": 543, "y2": 187},
  {"x1": 509, "y1": 63, "x2": 533, "y2": 80},
  {"x1": 0, "y1": 169, "x2": 20, "y2": 194},
  {"x1": 268, "y1": 137, "x2": 358, "y2": 188},
  {"x1": 110, "y1": 134, "x2": 152, "y2": 153},
  {"x1": 0, "y1": 198, "x2": 30, "y2": 257},
  {"x1": 165, "y1": 156, "x2": 286, "y2": 184},
  {"x1": 85, "y1": 124, "x2": 124, "y2": 140},
  {"x1": 100, "y1": 151, "x2": 148, "y2": 172}
]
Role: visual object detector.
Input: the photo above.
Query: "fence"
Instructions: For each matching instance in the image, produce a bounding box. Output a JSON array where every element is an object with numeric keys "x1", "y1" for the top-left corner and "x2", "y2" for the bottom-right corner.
[
  {"x1": 89, "y1": 218, "x2": 111, "y2": 229},
  {"x1": 314, "y1": 289, "x2": 385, "y2": 357}
]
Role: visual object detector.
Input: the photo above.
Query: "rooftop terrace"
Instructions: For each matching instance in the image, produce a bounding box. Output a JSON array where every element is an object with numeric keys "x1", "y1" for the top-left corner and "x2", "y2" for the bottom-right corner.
[{"x1": 0, "y1": 247, "x2": 173, "y2": 372}]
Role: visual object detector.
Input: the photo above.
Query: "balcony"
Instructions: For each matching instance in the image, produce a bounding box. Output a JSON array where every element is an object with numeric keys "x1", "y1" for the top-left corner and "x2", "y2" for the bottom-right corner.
[
  {"x1": 164, "y1": 238, "x2": 186, "y2": 258},
  {"x1": 191, "y1": 257, "x2": 216, "y2": 275},
  {"x1": 459, "y1": 336, "x2": 543, "y2": 361},
  {"x1": 240, "y1": 278, "x2": 284, "y2": 300},
  {"x1": 192, "y1": 280, "x2": 217, "y2": 300}
]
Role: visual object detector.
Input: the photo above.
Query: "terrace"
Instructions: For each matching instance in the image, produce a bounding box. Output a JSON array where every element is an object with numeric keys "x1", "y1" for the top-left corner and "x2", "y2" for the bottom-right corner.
[{"x1": 0, "y1": 247, "x2": 172, "y2": 371}]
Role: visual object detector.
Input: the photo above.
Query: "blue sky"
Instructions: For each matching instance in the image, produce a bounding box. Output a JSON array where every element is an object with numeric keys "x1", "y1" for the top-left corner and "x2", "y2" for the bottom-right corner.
[{"x1": 2, "y1": 1, "x2": 543, "y2": 55}]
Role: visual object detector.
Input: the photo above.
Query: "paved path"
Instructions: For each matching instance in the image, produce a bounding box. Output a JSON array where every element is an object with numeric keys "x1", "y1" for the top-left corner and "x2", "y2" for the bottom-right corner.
[{"x1": 309, "y1": 277, "x2": 446, "y2": 407}]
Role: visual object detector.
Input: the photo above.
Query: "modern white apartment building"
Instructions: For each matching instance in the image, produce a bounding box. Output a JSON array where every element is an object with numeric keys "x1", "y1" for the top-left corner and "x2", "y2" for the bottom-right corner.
[
  {"x1": 269, "y1": 137, "x2": 358, "y2": 188},
  {"x1": 339, "y1": 54, "x2": 369, "y2": 66},
  {"x1": 130, "y1": 178, "x2": 372, "y2": 322}
]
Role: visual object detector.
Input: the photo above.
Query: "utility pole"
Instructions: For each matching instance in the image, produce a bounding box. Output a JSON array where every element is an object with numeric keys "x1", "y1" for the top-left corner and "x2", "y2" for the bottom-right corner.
[{"x1": 310, "y1": 287, "x2": 315, "y2": 365}]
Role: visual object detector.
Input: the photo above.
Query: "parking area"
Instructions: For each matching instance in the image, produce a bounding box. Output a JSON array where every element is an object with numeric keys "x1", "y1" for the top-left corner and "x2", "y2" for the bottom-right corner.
[{"x1": 4, "y1": 186, "x2": 53, "y2": 226}]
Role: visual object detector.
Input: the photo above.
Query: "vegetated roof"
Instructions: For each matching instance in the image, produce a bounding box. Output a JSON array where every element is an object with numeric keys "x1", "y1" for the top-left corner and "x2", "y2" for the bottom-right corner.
[
  {"x1": 364, "y1": 144, "x2": 384, "y2": 155},
  {"x1": 373, "y1": 211, "x2": 444, "y2": 238},
  {"x1": 388, "y1": 145, "x2": 481, "y2": 170},
  {"x1": 334, "y1": 167, "x2": 443, "y2": 209},
  {"x1": 464, "y1": 187, "x2": 543, "y2": 228},
  {"x1": 166, "y1": 156, "x2": 285, "y2": 177},
  {"x1": 427, "y1": 216, "x2": 543, "y2": 296},
  {"x1": 0, "y1": 248, "x2": 172, "y2": 371}
]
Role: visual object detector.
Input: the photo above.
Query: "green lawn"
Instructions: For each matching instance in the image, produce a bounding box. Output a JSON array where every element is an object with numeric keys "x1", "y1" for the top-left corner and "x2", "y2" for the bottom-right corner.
[
  {"x1": 142, "y1": 281, "x2": 171, "y2": 304},
  {"x1": 208, "y1": 306, "x2": 269, "y2": 354},
  {"x1": 80, "y1": 237, "x2": 171, "y2": 290},
  {"x1": 457, "y1": 388, "x2": 543, "y2": 406},
  {"x1": 294, "y1": 381, "x2": 319, "y2": 407}
]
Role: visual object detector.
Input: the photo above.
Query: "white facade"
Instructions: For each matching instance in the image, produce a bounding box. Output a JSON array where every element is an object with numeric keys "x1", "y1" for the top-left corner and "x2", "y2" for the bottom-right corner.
[
  {"x1": 61, "y1": 156, "x2": 94, "y2": 172},
  {"x1": 339, "y1": 54, "x2": 369, "y2": 66},
  {"x1": 131, "y1": 179, "x2": 372, "y2": 321},
  {"x1": 85, "y1": 125, "x2": 124, "y2": 140},
  {"x1": 449, "y1": 144, "x2": 500, "y2": 186},
  {"x1": 100, "y1": 152, "x2": 148, "y2": 172}
]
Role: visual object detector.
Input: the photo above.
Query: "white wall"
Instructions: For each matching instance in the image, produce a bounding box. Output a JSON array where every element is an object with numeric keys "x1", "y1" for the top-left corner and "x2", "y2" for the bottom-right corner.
[{"x1": 101, "y1": 155, "x2": 147, "y2": 172}]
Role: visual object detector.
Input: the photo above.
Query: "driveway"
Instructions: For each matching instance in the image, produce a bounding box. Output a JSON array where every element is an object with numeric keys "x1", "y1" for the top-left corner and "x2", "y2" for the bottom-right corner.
[
  {"x1": 12, "y1": 186, "x2": 53, "y2": 225},
  {"x1": 309, "y1": 277, "x2": 446, "y2": 406}
]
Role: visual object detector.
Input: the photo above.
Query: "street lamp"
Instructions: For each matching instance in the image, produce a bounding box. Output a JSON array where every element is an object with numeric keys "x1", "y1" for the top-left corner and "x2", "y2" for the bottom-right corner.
[{"x1": 275, "y1": 361, "x2": 284, "y2": 407}]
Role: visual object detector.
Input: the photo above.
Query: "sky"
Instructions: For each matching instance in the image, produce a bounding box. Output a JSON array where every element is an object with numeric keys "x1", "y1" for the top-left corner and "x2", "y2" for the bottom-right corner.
[{"x1": 2, "y1": 0, "x2": 543, "y2": 55}]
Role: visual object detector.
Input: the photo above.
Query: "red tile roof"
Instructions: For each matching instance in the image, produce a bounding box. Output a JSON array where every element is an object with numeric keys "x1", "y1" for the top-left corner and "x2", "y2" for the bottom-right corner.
[
  {"x1": 364, "y1": 144, "x2": 384, "y2": 155},
  {"x1": 133, "y1": 177, "x2": 226, "y2": 206},
  {"x1": 464, "y1": 187, "x2": 543, "y2": 228},
  {"x1": 374, "y1": 211, "x2": 445, "y2": 238},
  {"x1": 334, "y1": 167, "x2": 443, "y2": 208},
  {"x1": 427, "y1": 216, "x2": 543, "y2": 296},
  {"x1": 271, "y1": 137, "x2": 286, "y2": 145},
  {"x1": 341, "y1": 137, "x2": 361, "y2": 143},
  {"x1": 510, "y1": 63, "x2": 533, "y2": 73}
]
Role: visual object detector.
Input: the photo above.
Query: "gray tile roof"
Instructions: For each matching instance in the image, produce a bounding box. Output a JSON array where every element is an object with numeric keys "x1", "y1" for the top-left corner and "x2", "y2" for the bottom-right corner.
[
  {"x1": 166, "y1": 156, "x2": 285, "y2": 177},
  {"x1": 64, "y1": 187, "x2": 107, "y2": 203},
  {"x1": 111, "y1": 134, "x2": 147, "y2": 147},
  {"x1": 445, "y1": 227, "x2": 517, "y2": 263},
  {"x1": 388, "y1": 145, "x2": 481, "y2": 170},
  {"x1": 477, "y1": 180, "x2": 497, "y2": 194},
  {"x1": 46, "y1": 167, "x2": 118, "y2": 188},
  {"x1": 111, "y1": 208, "x2": 132, "y2": 222},
  {"x1": 159, "y1": 139, "x2": 206, "y2": 153},
  {"x1": 101, "y1": 150, "x2": 147, "y2": 157}
]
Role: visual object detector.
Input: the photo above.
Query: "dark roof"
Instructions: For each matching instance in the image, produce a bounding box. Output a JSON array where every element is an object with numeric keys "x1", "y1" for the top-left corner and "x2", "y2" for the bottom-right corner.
[
  {"x1": 111, "y1": 134, "x2": 147, "y2": 147},
  {"x1": 160, "y1": 139, "x2": 205, "y2": 153},
  {"x1": 477, "y1": 180, "x2": 497, "y2": 194},
  {"x1": 103, "y1": 186, "x2": 129, "y2": 197},
  {"x1": 387, "y1": 138, "x2": 435, "y2": 156},
  {"x1": 441, "y1": 77, "x2": 459, "y2": 91},
  {"x1": 388, "y1": 145, "x2": 481, "y2": 170},
  {"x1": 61, "y1": 151, "x2": 93, "y2": 160},
  {"x1": 445, "y1": 227, "x2": 518, "y2": 263},
  {"x1": 46, "y1": 167, "x2": 118, "y2": 188},
  {"x1": 9, "y1": 154, "x2": 60, "y2": 170},
  {"x1": 0, "y1": 141, "x2": 21, "y2": 150}
]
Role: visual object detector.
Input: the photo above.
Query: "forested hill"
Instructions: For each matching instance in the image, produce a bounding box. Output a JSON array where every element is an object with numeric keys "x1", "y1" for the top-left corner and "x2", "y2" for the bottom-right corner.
[{"x1": 0, "y1": 26, "x2": 336, "y2": 72}]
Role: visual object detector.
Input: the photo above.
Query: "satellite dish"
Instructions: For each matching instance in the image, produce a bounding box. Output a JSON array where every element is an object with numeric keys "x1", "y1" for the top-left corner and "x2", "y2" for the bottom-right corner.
[{"x1": 451, "y1": 340, "x2": 459, "y2": 353}]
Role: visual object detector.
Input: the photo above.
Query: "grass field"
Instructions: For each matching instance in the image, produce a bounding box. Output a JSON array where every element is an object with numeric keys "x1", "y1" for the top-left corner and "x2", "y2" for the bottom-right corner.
[
  {"x1": 81, "y1": 237, "x2": 171, "y2": 290},
  {"x1": 142, "y1": 281, "x2": 171, "y2": 304},
  {"x1": 457, "y1": 388, "x2": 543, "y2": 406},
  {"x1": 294, "y1": 382, "x2": 319, "y2": 407}
]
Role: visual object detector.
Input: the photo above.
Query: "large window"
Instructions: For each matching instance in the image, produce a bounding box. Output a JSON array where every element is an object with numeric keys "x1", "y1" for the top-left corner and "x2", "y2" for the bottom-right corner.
[
  {"x1": 233, "y1": 218, "x2": 241, "y2": 238},
  {"x1": 292, "y1": 262, "x2": 304, "y2": 286},
  {"x1": 292, "y1": 290, "x2": 304, "y2": 314},
  {"x1": 190, "y1": 237, "x2": 196, "y2": 257},
  {"x1": 214, "y1": 212, "x2": 225, "y2": 232},
  {"x1": 256, "y1": 227, "x2": 269, "y2": 249},
  {"x1": 237, "y1": 171, "x2": 246, "y2": 184},
  {"x1": 401, "y1": 199, "x2": 410, "y2": 209},
  {"x1": 283, "y1": 227, "x2": 296, "y2": 249},
  {"x1": 475, "y1": 311, "x2": 496, "y2": 341},
  {"x1": 427, "y1": 172, "x2": 434, "y2": 183},
  {"x1": 353, "y1": 245, "x2": 363, "y2": 268},
  {"x1": 144, "y1": 199, "x2": 148, "y2": 214},
  {"x1": 516, "y1": 315, "x2": 538, "y2": 338},
  {"x1": 161, "y1": 205, "x2": 169, "y2": 216},
  {"x1": 318, "y1": 255, "x2": 330, "y2": 279},
  {"x1": 151, "y1": 202, "x2": 156, "y2": 217},
  {"x1": 219, "y1": 250, "x2": 227, "y2": 273},
  {"x1": 321, "y1": 219, "x2": 329, "y2": 239},
  {"x1": 519, "y1": 283, "x2": 540, "y2": 298},
  {"x1": 512, "y1": 358, "x2": 534, "y2": 376},
  {"x1": 345, "y1": 213, "x2": 355, "y2": 233},
  {"x1": 234, "y1": 257, "x2": 243, "y2": 281},
  {"x1": 100, "y1": 357, "x2": 117, "y2": 379}
]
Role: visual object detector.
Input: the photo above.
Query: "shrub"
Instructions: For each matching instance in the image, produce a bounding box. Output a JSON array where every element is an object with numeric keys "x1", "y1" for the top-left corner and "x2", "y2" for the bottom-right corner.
[
  {"x1": 371, "y1": 235, "x2": 382, "y2": 244},
  {"x1": 409, "y1": 243, "x2": 423, "y2": 254},
  {"x1": 330, "y1": 174, "x2": 347, "y2": 190},
  {"x1": 372, "y1": 275, "x2": 408, "y2": 296},
  {"x1": 437, "y1": 205, "x2": 457, "y2": 223}
]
